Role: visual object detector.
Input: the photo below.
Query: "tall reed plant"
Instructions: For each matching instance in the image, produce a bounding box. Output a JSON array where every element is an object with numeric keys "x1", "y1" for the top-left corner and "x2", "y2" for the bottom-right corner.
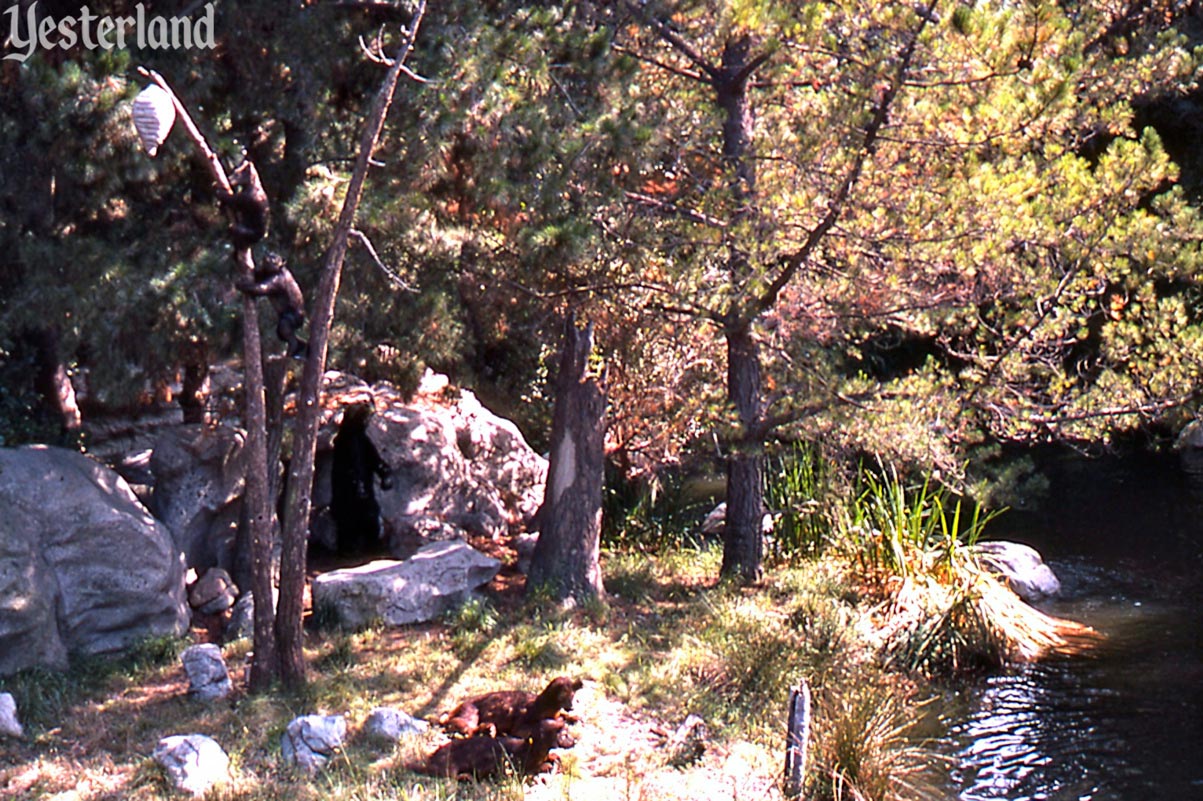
[
  {"x1": 764, "y1": 441, "x2": 836, "y2": 564},
  {"x1": 842, "y1": 462, "x2": 1001, "y2": 580}
]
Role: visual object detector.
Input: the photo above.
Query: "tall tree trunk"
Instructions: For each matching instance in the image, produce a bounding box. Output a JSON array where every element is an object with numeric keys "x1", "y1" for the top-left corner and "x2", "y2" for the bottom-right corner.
[
  {"x1": 722, "y1": 320, "x2": 764, "y2": 582},
  {"x1": 716, "y1": 35, "x2": 756, "y2": 203},
  {"x1": 527, "y1": 316, "x2": 607, "y2": 605},
  {"x1": 22, "y1": 326, "x2": 81, "y2": 433},
  {"x1": 232, "y1": 355, "x2": 286, "y2": 598},
  {"x1": 236, "y1": 247, "x2": 279, "y2": 691},
  {"x1": 623, "y1": 10, "x2": 933, "y2": 583},
  {"x1": 716, "y1": 34, "x2": 766, "y2": 583},
  {"x1": 133, "y1": 69, "x2": 280, "y2": 688},
  {"x1": 275, "y1": 4, "x2": 427, "y2": 687},
  {"x1": 264, "y1": 354, "x2": 288, "y2": 532},
  {"x1": 620, "y1": 17, "x2": 771, "y2": 583}
]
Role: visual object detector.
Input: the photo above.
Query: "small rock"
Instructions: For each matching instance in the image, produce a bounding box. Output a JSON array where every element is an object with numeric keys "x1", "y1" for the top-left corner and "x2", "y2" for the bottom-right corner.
[
  {"x1": 973, "y1": 541, "x2": 1061, "y2": 601},
  {"x1": 513, "y1": 531, "x2": 539, "y2": 574},
  {"x1": 188, "y1": 567, "x2": 239, "y2": 615},
  {"x1": 0, "y1": 693, "x2": 23, "y2": 738},
  {"x1": 181, "y1": 643, "x2": 232, "y2": 701},
  {"x1": 701, "y1": 503, "x2": 727, "y2": 537},
  {"x1": 699, "y1": 502, "x2": 774, "y2": 540},
  {"x1": 153, "y1": 734, "x2": 230, "y2": 796},
  {"x1": 225, "y1": 588, "x2": 278, "y2": 641},
  {"x1": 417, "y1": 368, "x2": 450, "y2": 396},
  {"x1": 282, "y1": 714, "x2": 347, "y2": 774},
  {"x1": 364, "y1": 707, "x2": 429, "y2": 743},
  {"x1": 225, "y1": 591, "x2": 255, "y2": 641}
]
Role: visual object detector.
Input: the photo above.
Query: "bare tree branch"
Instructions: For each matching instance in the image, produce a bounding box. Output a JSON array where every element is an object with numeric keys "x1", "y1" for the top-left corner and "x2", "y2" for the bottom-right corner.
[
  {"x1": 136, "y1": 67, "x2": 233, "y2": 194},
  {"x1": 612, "y1": 43, "x2": 707, "y2": 82},
  {"x1": 1028, "y1": 393, "x2": 1199, "y2": 426},
  {"x1": 349, "y1": 228, "x2": 417, "y2": 292}
]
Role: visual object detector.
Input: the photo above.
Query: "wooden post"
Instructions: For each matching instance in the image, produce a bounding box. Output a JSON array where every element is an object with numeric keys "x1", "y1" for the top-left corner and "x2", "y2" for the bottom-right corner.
[{"x1": 784, "y1": 678, "x2": 811, "y2": 797}]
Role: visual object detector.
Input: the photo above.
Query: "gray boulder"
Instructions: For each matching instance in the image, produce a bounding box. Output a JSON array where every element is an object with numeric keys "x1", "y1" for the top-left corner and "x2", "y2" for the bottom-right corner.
[
  {"x1": 0, "y1": 692, "x2": 22, "y2": 738},
  {"x1": 699, "y1": 501, "x2": 774, "y2": 539},
  {"x1": 363, "y1": 707, "x2": 428, "y2": 743},
  {"x1": 281, "y1": 714, "x2": 346, "y2": 775},
  {"x1": 311, "y1": 374, "x2": 545, "y2": 555},
  {"x1": 1177, "y1": 418, "x2": 1203, "y2": 450},
  {"x1": 0, "y1": 446, "x2": 189, "y2": 676},
  {"x1": 447, "y1": 389, "x2": 547, "y2": 527},
  {"x1": 1178, "y1": 419, "x2": 1203, "y2": 481},
  {"x1": 973, "y1": 541, "x2": 1061, "y2": 601},
  {"x1": 311, "y1": 540, "x2": 500, "y2": 628},
  {"x1": 181, "y1": 643, "x2": 233, "y2": 701},
  {"x1": 153, "y1": 734, "x2": 230, "y2": 796},
  {"x1": 149, "y1": 425, "x2": 247, "y2": 574}
]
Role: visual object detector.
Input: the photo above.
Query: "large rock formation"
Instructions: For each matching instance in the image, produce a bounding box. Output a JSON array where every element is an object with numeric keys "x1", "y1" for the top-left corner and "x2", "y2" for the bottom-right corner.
[
  {"x1": 148, "y1": 424, "x2": 247, "y2": 574},
  {"x1": 0, "y1": 446, "x2": 189, "y2": 676},
  {"x1": 91, "y1": 371, "x2": 544, "y2": 578},
  {"x1": 314, "y1": 372, "x2": 546, "y2": 556}
]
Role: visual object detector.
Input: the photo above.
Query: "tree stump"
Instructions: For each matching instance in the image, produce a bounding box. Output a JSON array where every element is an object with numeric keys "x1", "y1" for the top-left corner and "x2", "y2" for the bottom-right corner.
[{"x1": 526, "y1": 315, "x2": 606, "y2": 605}]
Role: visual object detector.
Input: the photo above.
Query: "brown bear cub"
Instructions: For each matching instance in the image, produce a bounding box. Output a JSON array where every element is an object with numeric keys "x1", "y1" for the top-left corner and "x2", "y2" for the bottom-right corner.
[
  {"x1": 412, "y1": 717, "x2": 573, "y2": 779},
  {"x1": 438, "y1": 676, "x2": 583, "y2": 738}
]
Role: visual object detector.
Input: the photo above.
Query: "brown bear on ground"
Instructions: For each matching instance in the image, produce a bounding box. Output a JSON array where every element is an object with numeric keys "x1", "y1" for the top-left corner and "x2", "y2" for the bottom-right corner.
[
  {"x1": 411, "y1": 717, "x2": 574, "y2": 779},
  {"x1": 438, "y1": 676, "x2": 583, "y2": 738}
]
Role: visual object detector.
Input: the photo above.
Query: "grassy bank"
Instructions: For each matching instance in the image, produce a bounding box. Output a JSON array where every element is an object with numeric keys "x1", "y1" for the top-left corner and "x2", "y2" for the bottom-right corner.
[
  {"x1": 0, "y1": 544, "x2": 946, "y2": 801},
  {"x1": 4, "y1": 459, "x2": 1100, "y2": 800}
]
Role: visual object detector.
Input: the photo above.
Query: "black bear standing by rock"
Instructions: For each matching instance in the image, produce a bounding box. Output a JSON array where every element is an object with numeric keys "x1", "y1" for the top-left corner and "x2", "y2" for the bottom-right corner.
[{"x1": 331, "y1": 403, "x2": 393, "y2": 556}]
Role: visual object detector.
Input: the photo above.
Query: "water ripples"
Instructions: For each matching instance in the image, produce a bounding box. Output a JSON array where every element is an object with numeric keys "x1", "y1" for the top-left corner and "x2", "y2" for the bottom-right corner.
[{"x1": 937, "y1": 559, "x2": 1203, "y2": 801}]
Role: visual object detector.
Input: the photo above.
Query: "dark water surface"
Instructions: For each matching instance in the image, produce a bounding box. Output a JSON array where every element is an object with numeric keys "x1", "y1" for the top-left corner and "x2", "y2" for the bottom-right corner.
[{"x1": 937, "y1": 451, "x2": 1203, "y2": 801}]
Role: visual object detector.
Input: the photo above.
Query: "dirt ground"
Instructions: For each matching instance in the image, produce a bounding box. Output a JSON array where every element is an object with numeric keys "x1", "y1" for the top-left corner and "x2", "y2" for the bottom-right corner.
[{"x1": 493, "y1": 679, "x2": 784, "y2": 801}]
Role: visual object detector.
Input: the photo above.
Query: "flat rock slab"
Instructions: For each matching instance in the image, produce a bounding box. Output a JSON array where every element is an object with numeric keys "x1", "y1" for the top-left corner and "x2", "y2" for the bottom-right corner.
[{"x1": 311, "y1": 540, "x2": 500, "y2": 628}]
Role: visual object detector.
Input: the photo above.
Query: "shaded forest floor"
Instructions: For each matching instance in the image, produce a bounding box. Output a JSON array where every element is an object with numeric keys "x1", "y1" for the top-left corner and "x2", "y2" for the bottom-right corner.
[{"x1": 0, "y1": 544, "x2": 941, "y2": 801}]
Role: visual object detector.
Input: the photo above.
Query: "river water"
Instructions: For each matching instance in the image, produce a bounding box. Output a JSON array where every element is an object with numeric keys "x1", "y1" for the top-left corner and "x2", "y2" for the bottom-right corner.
[{"x1": 936, "y1": 450, "x2": 1203, "y2": 800}]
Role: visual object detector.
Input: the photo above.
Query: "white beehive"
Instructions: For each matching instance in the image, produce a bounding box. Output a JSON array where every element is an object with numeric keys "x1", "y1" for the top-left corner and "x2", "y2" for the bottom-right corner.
[{"x1": 132, "y1": 84, "x2": 176, "y2": 157}]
